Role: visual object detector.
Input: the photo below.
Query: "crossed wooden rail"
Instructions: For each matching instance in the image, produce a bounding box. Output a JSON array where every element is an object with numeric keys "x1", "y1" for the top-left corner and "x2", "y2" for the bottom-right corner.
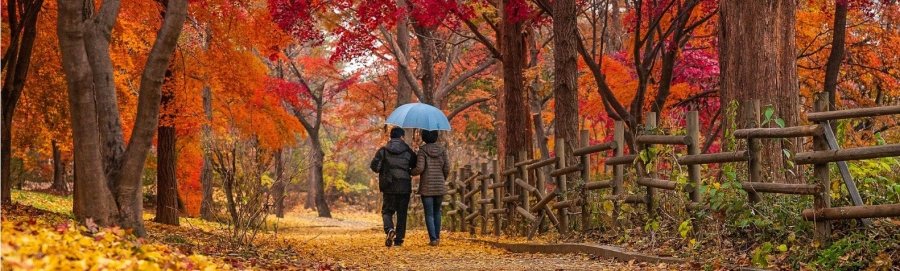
[{"x1": 438, "y1": 93, "x2": 899, "y2": 243}]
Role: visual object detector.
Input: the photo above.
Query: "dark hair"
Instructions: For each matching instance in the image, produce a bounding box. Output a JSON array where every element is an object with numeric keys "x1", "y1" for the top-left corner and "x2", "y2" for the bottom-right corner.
[
  {"x1": 390, "y1": 127, "x2": 405, "y2": 139},
  {"x1": 422, "y1": 130, "x2": 439, "y2": 143}
]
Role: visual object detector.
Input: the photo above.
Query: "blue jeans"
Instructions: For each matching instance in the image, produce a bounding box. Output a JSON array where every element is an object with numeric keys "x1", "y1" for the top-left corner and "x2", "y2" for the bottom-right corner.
[{"x1": 421, "y1": 196, "x2": 443, "y2": 241}]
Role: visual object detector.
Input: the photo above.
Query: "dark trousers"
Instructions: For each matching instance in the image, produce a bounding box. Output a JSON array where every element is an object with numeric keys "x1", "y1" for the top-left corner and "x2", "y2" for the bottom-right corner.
[
  {"x1": 382, "y1": 193, "x2": 410, "y2": 244},
  {"x1": 421, "y1": 196, "x2": 443, "y2": 241}
]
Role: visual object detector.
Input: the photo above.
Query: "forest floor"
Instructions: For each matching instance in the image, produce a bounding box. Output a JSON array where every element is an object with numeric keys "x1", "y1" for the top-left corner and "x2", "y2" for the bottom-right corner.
[{"x1": 3, "y1": 190, "x2": 680, "y2": 270}]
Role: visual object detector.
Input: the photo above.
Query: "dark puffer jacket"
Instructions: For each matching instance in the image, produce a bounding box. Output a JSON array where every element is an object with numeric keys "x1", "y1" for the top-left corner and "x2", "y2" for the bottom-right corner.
[
  {"x1": 370, "y1": 139, "x2": 417, "y2": 194},
  {"x1": 411, "y1": 143, "x2": 449, "y2": 196}
]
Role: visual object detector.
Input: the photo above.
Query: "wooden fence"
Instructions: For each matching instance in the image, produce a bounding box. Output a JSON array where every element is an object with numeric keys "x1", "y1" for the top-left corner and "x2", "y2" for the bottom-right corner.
[{"x1": 437, "y1": 93, "x2": 900, "y2": 243}]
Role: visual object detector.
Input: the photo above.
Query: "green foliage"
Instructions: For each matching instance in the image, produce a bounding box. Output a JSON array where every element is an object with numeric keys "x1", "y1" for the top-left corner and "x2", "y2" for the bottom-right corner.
[
  {"x1": 811, "y1": 232, "x2": 897, "y2": 270},
  {"x1": 11, "y1": 190, "x2": 73, "y2": 217}
]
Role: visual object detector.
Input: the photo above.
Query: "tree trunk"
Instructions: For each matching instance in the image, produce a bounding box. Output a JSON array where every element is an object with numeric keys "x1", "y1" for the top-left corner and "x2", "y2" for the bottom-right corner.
[
  {"x1": 2, "y1": 0, "x2": 43, "y2": 204},
  {"x1": 50, "y1": 140, "x2": 68, "y2": 193},
  {"x1": 719, "y1": 0, "x2": 801, "y2": 183},
  {"x1": 309, "y1": 133, "x2": 332, "y2": 218},
  {"x1": 823, "y1": 1, "x2": 848, "y2": 111},
  {"x1": 395, "y1": 0, "x2": 413, "y2": 106},
  {"x1": 57, "y1": 0, "x2": 188, "y2": 236},
  {"x1": 412, "y1": 24, "x2": 436, "y2": 105},
  {"x1": 499, "y1": 0, "x2": 533, "y2": 165},
  {"x1": 155, "y1": 82, "x2": 179, "y2": 225},
  {"x1": 273, "y1": 149, "x2": 286, "y2": 218},
  {"x1": 200, "y1": 86, "x2": 216, "y2": 220},
  {"x1": 552, "y1": 0, "x2": 580, "y2": 168},
  {"x1": 606, "y1": 0, "x2": 624, "y2": 53}
]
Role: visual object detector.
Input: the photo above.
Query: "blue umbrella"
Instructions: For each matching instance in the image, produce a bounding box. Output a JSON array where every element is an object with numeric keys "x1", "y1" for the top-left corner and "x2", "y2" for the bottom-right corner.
[{"x1": 386, "y1": 103, "x2": 451, "y2": 131}]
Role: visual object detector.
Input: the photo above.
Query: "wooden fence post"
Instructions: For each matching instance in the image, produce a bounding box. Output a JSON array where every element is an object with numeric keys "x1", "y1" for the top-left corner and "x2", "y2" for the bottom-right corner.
[
  {"x1": 517, "y1": 150, "x2": 530, "y2": 236},
  {"x1": 492, "y1": 158, "x2": 502, "y2": 236},
  {"x1": 579, "y1": 130, "x2": 591, "y2": 232},
  {"x1": 459, "y1": 167, "x2": 468, "y2": 233},
  {"x1": 745, "y1": 100, "x2": 762, "y2": 203},
  {"x1": 505, "y1": 155, "x2": 515, "y2": 235},
  {"x1": 644, "y1": 112, "x2": 658, "y2": 214},
  {"x1": 613, "y1": 121, "x2": 625, "y2": 228},
  {"x1": 481, "y1": 162, "x2": 489, "y2": 234},
  {"x1": 687, "y1": 111, "x2": 701, "y2": 205},
  {"x1": 813, "y1": 93, "x2": 832, "y2": 243},
  {"x1": 556, "y1": 139, "x2": 569, "y2": 234}
]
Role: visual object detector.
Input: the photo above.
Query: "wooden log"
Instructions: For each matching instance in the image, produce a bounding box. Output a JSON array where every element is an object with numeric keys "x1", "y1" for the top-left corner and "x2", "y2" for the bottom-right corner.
[
  {"x1": 491, "y1": 159, "x2": 502, "y2": 236},
  {"x1": 635, "y1": 135, "x2": 690, "y2": 145},
  {"x1": 516, "y1": 207, "x2": 537, "y2": 222},
  {"x1": 802, "y1": 204, "x2": 900, "y2": 220},
  {"x1": 464, "y1": 173, "x2": 481, "y2": 184},
  {"x1": 489, "y1": 208, "x2": 506, "y2": 215},
  {"x1": 794, "y1": 144, "x2": 900, "y2": 165},
  {"x1": 464, "y1": 185, "x2": 480, "y2": 198},
  {"x1": 454, "y1": 200, "x2": 469, "y2": 210},
  {"x1": 556, "y1": 139, "x2": 569, "y2": 234},
  {"x1": 612, "y1": 121, "x2": 625, "y2": 228},
  {"x1": 812, "y1": 93, "x2": 831, "y2": 242},
  {"x1": 502, "y1": 195, "x2": 519, "y2": 203},
  {"x1": 733, "y1": 125, "x2": 823, "y2": 138},
  {"x1": 466, "y1": 211, "x2": 480, "y2": 221},
  {"x1": 677, "y1": 151, "x2": 748, "y2": 165},
  {"x1": 526, "y1": 157, "x2": 559, "y2": 170},
  {"x1": 687, "y1": 111, "x2": 701, "y2": 204},
  {"x1": 585, "y1": 180, "x2": 612, "y2": 190},
  {"x1": 487, "y1": 181, "x2": 507, "y2": 189},
  {"x1": 579, "y1": 130, "x2": 592, "y2": 232},
  {"x1": 642, "y1": 112, "x2": 658, "y2": 214},
  {"x1": 741, "y1": 182, "x2": 820, "y2": 195},
  {"x1": 636, "y1": 178, "x2": 677, "y2": 190},
  {"x1": 517, "y1": 150, "x2": 530, "y2": 236},
  {"x1": 550, "y1": 164, "x2": 582, "y2": 177},
  {"x1": 605, "y1": 154, "x2": 636, "y2": 166},
  {"x1": 573, "y1": 141, "x2": 616, "y2": 156},
  {"x1": 447, "y1": 189, "x2": 457, "y2": 195},
  {"x1": 745, "y1": 100, "x2": 761, "y2": 204},
  {"x1": 807, "y1": 105, "x2": 900, "y2": 122},
  {"x1": 501, "y1": 167, "x2": 518, "y2": 176},
  {"x1": 514, "y1": 178, "x2": 537, "y2": 192},
  {"x1": 530, "y1": 191, "x2": 558, "y2": 213},
  {"x1": 514, "y1": 158, "x2": 540, "y2": 167},
  {"x1": 553, "y1": 200, "x2": 575, "y2": 209},
  {"x1": 447, "y1": 210, "x2": 458, "y2": 215},
  {"x1": 478, "y1": 173, "x2": 495, "y2": 181},
  {"x1": 477, "y1": 198, "x2": 494, "y2": 204}
]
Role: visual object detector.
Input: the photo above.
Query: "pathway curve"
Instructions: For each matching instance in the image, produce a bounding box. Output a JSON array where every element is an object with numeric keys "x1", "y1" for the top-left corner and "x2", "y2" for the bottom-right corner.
[{"x1": 274, "y1": 210, "x2": 647, "y2": 270}]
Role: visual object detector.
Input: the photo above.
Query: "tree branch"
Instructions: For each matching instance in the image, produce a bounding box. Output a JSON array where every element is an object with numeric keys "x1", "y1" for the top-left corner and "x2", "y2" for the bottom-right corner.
[{"x1": 447, "y1": 97, "x2": 490, "y2": 121}]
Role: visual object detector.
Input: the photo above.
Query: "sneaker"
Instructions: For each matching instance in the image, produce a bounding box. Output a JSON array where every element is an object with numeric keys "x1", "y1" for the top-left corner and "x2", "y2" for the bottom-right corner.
[
  {"x1": 393, "y1": 241, "x2": 403, "y2": 247},
  {"x1": 428, "y1": 240, "x2": 437, "y2": 246},
  {"x1": 385, "y1": 229, "x2": 395, "y2": 247},
  {"x1": 434, "y1": 239, "x2": 440, "y2": 246}
]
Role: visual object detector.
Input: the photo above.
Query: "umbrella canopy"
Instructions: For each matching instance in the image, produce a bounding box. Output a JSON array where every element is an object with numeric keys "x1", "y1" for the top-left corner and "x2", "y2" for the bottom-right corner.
[{"x1": 386, "y1": 103, "x2": 451, "y2": 131}]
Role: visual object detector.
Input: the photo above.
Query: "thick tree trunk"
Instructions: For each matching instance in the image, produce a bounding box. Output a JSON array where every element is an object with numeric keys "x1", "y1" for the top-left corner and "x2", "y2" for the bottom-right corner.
[
  {"x1": 395, "y1": 0, "x2": 413, "y2": 106},
  {"x1": 200, "y1": 86, "x2": 216, "y2": 220},
  {"x1": 719, "y1": 0, "x2": 801, "y2": 183},
  {"x1": 2, "y1": 0, "x2": 43, "y2": 204},
  {"x1": 606, "y1": 0, "x2": 624, "y2": 53},
  {"x1": 50, "y1": 140, "x2": 68, "y2": 193},
  {"x1": 272, "y1": 149, "x2": 286, "y2": 218},
  {"x1": 499, "y1": 0, "x2": 533, "y2": 165},
  {"x1": 309, "y1": 133, "x2": 332, "y2": 218},
  {"x1": 412, "y1": 24, "x2": 436, "y2": 105},
  {"x1": 823, "y1": 1, "x2": 848, "y2": 110},
  {"x1": 57, "y1": 0, "x2": 188, "y2": 236},
  {"x1": 552, "y1": 0, "x2": 580, "y2": 166},
  {"x1": 155, "y1": 83, "x2": 179, "y2": 225}
]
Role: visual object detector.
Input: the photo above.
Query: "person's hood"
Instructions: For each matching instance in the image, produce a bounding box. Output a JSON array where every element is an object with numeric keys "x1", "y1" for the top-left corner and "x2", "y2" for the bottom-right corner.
[
  {"x1": 385, "y1": 139, "x2": 411, "y2": 154},
  {"x1": 420, "y1": 143, "x2": 444, "y2": 158}
]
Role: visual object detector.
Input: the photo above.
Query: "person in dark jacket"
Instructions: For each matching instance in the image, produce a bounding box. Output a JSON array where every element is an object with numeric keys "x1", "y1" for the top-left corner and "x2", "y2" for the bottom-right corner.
[
  {"x1": 411, "y1": 130, "x2": 449, "y2": 246},
  {"x1": 370, "y1": 127, "x2": 417, "y2": 247}
]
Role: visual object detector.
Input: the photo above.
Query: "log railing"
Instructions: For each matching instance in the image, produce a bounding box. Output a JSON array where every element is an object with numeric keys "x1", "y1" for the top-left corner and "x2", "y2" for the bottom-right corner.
[{"x1": 437, "y1": 97, "x2": 898, "y2": 244}]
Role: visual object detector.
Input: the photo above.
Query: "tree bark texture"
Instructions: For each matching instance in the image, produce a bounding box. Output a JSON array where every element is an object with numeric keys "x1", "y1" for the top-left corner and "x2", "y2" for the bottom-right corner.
[
  {"x1": 309, "y1": 134, "x2": 332, "y2": 218},
  {"x1": 2, "y1": 0, "x2": 44, "y2": 204},
  {"x1": 273, "y1": 149, "x2": 286, "y2": 218},
  {"x1": 200, "y1": 86, "x2": 216, "y2": 220},
  {"x1": 51, "y1": 140, "x2": 68, "y2": 193},
  {"x1": 155, "y1": 81, "x2": 179, "y2": 225},
  {"x1": 823, "y1": 1, "x2": 848, "y2": 110},
  {"x1": 499, "y1": 0, "x2": 534, "y2": 167},
  {"x1": 57, "y1": 0, "x2": 187, "y2": 235},
  {"x1": 552, "y1": 0, "x2": 580, "y2": 176},
  {"x1": 719, "y1": 0, "x2": 801, "y2": 183},
  {"x1": 395, "y1": 0, "x2": 413, "y2": 107}
]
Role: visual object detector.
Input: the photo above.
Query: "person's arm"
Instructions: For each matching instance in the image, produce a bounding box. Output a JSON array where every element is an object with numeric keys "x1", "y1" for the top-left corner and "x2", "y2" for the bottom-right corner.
[
  {"x1": 442, "y1": 150, "x2": 450, "y2": 178},
  {"x1": 370, "y1": 148, "x2": 384, "y2": 173},
  {"x1": 411, "y1": 149, "x2": 425, "y2": 175}
]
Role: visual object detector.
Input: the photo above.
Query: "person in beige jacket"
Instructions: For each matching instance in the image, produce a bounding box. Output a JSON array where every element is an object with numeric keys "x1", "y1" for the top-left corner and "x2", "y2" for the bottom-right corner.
[{"x1": 411, "y1": 130, "x2": 449, "y2": 246}]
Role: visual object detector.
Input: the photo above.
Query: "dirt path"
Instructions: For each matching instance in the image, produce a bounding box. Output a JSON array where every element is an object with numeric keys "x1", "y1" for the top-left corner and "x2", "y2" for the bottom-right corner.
[{"x1": 274, "y1": 210, "x2": 639, "y2": 270}]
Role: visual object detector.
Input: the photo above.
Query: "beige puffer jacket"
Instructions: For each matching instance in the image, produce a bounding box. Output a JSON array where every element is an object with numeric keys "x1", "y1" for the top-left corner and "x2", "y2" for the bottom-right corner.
[{"x1": 412, "y1": 143, "x2": 449, "y2": 196}]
